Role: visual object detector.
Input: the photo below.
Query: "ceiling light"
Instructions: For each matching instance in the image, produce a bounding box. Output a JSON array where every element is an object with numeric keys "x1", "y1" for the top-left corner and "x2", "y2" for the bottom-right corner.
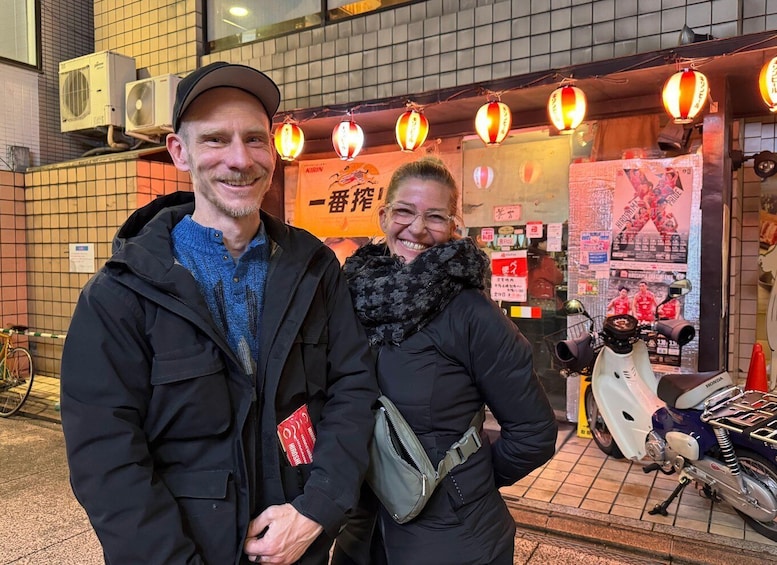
[{"x1": 229, "y1": 6, "x2": 249, "y2": 17}]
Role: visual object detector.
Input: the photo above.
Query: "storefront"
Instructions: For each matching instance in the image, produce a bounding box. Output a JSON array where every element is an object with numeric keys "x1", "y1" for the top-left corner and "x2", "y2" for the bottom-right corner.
[{"x1": 258, "y1": 31, "x2": 777, "y2": 417}]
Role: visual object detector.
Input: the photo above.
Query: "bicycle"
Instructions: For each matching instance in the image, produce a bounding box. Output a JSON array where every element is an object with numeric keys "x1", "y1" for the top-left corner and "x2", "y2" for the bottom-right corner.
[{"x1": 0, "y1": 325, "x2": 34, "y2": 417}]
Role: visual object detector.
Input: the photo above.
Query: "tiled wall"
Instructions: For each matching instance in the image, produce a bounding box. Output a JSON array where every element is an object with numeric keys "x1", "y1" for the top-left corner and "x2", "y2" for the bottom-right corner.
[
  {"x1": 17, "y1": 154, "x2": 190, "y2": 377},
  {"x1": 200, "y1": 0, "x2": 760, "y2": 114},
  {"x1": 737, "y1": 120, "x2": 777, "y2": 382},
  {"x1": 94, "y1": 0, "x2": 202, "y2": 78},
  {"x1": 6, "y1": 0, "x2": 777, "y2": 380},
  {"x1": 0, "y1": 170, "x2": 28, "y2": 330}
]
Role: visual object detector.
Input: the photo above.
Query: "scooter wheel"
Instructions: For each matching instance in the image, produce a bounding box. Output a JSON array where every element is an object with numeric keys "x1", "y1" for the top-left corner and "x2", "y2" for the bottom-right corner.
[
  {"x1": 735, "y1": 448, "x2": 777, "y2": 541},
  {"x1": 584, "y1": 386, "x2": 624, "y2": 459}
]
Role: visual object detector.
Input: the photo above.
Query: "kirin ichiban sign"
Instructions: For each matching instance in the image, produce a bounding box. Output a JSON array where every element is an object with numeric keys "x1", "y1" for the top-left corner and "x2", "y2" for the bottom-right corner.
[{"x1": 294, "y1": 153, "x2": 419, "y2": 238}]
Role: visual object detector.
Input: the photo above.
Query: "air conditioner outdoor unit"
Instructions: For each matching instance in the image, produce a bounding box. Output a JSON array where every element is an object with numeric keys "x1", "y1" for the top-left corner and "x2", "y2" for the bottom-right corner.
[
  {"x1": 125, "y1": 74, "x2": 181, "y2": 137},
  {"x1": 59, "y1": 51, "x2": 136, "y2": 133}
]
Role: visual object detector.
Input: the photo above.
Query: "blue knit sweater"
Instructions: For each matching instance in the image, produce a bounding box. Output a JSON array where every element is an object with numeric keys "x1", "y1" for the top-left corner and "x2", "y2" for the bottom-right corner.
[{"x1": 171, "y1": 215, "x2": 269, "y2": 374}]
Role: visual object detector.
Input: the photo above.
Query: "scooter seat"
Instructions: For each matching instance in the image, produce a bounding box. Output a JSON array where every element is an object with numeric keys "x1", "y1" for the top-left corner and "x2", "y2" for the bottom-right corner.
[{"x1": 657, "y1": 371, "x2": 735, "y2": 409}]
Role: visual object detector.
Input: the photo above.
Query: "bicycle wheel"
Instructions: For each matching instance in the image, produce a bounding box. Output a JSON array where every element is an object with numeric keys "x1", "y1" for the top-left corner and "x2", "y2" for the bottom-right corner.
[{"x1": 0, "y1": 346, "x2": 34, "y2": 417}]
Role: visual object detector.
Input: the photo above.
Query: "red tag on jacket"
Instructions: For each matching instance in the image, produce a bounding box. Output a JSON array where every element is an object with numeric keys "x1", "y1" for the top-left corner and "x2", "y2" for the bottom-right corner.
[{"x1": 277, "y1": 404, "x2": 316, "y2": 466}]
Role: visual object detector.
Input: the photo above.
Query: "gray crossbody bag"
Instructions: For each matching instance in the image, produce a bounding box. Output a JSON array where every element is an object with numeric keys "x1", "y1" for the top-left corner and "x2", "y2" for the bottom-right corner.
[{"x1": 365, "y1": 394, "x2": 485, "y2": 524}]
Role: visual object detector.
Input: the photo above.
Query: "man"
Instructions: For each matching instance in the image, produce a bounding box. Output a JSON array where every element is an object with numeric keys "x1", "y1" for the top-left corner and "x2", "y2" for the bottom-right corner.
[
  {"x1": 60, "y1": 62, "x2": 379, "y2": 565},
  {"x1": 632, "y1": 280, "x2": 658, "y2": 322},
  {"x1": 606, "y1": 285, "x2": 631, "y2": 317}
]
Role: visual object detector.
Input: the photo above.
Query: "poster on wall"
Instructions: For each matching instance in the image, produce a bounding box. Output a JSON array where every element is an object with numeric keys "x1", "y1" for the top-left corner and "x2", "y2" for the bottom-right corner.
[
  {"x1": 490, "y1": 250, "x2": 528, "y2": 302},
  {"x1": 606, "y1": 268, "x2": 689, "y2": 368},
  {"x1": 567, "y1": 154, "x2": 702, "y2": 373},
  {"x1": 293, "y1": 152, "x2": 461, "y2": 238},
  {"x1": 611, "y1": 163, "x2": 693, "y2": 266}
]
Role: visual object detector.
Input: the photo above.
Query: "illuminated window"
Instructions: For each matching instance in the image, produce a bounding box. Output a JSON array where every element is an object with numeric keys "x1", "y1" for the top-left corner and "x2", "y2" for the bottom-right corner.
[
  {"x1": 207, "y1": 0, "x2": 413, "y2": 52},
  {"x1": 0, "y1": 0, "x2": 39, "y2": 67}
]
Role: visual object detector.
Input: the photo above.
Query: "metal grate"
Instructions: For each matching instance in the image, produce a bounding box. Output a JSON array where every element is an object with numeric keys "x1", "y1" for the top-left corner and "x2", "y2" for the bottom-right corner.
[
  {"x1": 704, "y1": 390, "x2": 777, "y2": 447},
  {"x1": 61, "y1": 67, "x2": 90, "y2": 120}
]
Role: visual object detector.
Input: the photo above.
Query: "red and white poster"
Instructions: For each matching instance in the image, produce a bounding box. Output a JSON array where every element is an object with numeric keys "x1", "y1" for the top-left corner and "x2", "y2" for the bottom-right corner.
[
  {"x1": 611, "y1": 162, "x2": 693, "y2": 266},
  {"x1": 490, "y1": 250, "x2": 528, "y2": 302}
]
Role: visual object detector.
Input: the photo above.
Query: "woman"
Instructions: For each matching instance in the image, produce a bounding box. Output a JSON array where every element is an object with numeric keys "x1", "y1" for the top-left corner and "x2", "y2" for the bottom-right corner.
[{"x1": 334, "y1": 157, "x2": 557, "y2": 565}]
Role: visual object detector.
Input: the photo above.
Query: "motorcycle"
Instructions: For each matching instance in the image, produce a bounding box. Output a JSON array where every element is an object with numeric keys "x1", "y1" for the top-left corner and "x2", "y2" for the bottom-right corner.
[{"x1": 551, "y1": 279, "x2": 777, "y2": 540}]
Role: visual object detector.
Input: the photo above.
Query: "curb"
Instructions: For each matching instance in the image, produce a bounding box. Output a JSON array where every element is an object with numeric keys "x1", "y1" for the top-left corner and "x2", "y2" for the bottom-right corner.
[{"x1": 504, "y1": 494, "x2": 777, "y2": 564}]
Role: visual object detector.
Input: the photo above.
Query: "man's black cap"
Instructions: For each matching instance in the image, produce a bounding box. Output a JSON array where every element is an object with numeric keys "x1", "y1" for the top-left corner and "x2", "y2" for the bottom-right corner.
[{"x1": 172, "y1": 62, "x2": 281, "y2": 131}]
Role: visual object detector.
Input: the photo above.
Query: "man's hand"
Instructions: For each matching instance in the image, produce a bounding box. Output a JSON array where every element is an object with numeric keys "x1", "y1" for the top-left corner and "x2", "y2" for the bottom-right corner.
[{"x1": 244, "y1": 503, "x2": 324, "y2": 564}]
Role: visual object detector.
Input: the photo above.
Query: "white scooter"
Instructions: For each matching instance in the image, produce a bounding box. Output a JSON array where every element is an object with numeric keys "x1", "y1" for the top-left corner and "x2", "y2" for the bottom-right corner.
[{"x1": 552, "y1": 280, "x2": 777, "y2": 540}]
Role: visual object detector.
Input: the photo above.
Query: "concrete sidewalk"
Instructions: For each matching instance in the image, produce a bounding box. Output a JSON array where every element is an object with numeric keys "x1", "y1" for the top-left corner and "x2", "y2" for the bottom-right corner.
[{"x1": 9, "y1": 376, "x2": 777, "y2": 564}]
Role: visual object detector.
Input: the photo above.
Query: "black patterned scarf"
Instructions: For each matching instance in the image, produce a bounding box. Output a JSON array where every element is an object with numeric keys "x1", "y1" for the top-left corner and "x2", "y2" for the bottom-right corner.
[{"x1": 343, "y1": 237, "x2": 489, "y2": 346}]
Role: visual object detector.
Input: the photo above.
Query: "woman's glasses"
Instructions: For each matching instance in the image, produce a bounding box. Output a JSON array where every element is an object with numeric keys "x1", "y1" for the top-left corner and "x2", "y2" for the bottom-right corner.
[{"x1": 386, "y1": 204, "x2": 454, "y2": 231}]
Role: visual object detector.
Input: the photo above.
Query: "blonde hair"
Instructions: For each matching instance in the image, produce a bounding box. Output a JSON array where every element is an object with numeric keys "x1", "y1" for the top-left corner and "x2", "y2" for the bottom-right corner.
[{"x1": 385, "y1": 156, "x2": 459, "y2": 215}]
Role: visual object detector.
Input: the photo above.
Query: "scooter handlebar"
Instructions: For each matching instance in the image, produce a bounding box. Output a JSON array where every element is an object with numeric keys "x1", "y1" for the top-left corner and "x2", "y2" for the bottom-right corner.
[
  {"x1": 554, "y1": 333, "x2": 595, "y2": 373},
  {"x1": 653, "y1": 319, "x2": 695, "y2": 346}
]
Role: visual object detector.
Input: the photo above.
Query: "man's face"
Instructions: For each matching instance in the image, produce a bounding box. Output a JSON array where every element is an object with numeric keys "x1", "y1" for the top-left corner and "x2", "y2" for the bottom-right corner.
[{"x1": 167, "y1": 87, "x2": 276, "y2": 224}]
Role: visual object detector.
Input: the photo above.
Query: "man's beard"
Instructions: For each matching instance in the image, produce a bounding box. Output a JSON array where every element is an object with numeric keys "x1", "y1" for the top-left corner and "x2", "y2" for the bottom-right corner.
[{"x1": 198, "y1": 174, "x2": 268, "y2": 218}]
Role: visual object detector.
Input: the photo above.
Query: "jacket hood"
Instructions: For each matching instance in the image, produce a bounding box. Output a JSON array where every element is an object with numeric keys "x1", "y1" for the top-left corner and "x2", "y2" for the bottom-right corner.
[{"x1": 107, "y1": 191, "x2": 322, "y2": 298}]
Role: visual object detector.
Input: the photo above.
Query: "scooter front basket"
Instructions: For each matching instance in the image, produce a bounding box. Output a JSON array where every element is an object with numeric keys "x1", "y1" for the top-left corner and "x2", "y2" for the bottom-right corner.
[{"x1": 545, "y1": 316, "x2": 604, "y2": 375}]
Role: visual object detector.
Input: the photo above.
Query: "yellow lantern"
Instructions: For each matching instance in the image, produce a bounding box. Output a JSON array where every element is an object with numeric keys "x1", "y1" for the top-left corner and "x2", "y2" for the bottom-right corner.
[
  {"x1": 395, "y1": 108, "x2": 429, "y2": 152},
  {"x1": 273, "y1": 121, "x2": 305, "y2": 161},
  {"x1": 662, "y1": 68, "x2": 709, "y2": 124},
  {"x1": 475, "y1": 100, "x2": 512, "y2": 146},
  {"x1": 547, "y1": 85, "x2": 587, "y2": 133},
  {"x1": 759, "y1": 56, "x2": 777, "y2": 113},
  {"x1": 332, "y1": 117, "x2": 364, "y2": 161}
]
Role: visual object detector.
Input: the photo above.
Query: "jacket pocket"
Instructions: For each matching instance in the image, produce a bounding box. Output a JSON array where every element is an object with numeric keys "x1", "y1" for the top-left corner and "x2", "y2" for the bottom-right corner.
[
  {"x1": 162, "y1": 469, "x2": 238, "y2": 564},
  {"x1": 281, "y1": 463, "x2": 313, "y2": 500},
  {"x1": 149, "y1": 343, "x2": 231, "y2": 439}
]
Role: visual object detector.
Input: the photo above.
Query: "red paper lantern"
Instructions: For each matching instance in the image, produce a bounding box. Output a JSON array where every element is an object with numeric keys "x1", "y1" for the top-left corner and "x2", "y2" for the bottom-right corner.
[
  {"x1": 475, "y1": 101, "x2": 512, "y2": 146},
  {"x1": 662, "y1": 68, "x2": 709, "y2": 124},
  {"x1": 547, "y1": 85, "x2": 587, "y2": 133},
  {"x1": 760, "y1": 57, "x2": 777, "y2": 113},
  {"x1": 473, "y1": 165, "x2": 494, "y2": 190},
  {"x1": 273, "y1": 121, "x2": 305, "y2": 161},
  {"x1": 519, "y1": 160, "x2": 541, "y2": 184},
  {"x1": 395, "y1": 108, "x2": 429, "y2": 152},
  {"x1": 332, "y1": 117, "x2": 364, "y2": 161}
]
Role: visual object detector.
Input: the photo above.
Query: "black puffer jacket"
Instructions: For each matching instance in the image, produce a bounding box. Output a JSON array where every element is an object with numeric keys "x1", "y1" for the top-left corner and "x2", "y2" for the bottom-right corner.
[
  {"x1": 61, "y1": 191, "x2": 378, "y2": 565},
  {"x1": 376, "y1": 288, "x2": 557, "y2": 564}
]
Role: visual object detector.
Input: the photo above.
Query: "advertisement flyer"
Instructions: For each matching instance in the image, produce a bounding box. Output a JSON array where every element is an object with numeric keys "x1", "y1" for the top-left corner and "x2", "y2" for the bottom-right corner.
[{"x1": 610, "y1": 163, "x2": 693, "y2": 266}]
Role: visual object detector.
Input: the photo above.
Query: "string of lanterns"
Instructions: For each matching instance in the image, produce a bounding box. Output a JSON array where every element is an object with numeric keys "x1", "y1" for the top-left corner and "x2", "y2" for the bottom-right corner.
[{"x1": 272, "y1": 56, "x2": 777, "y2": 161}]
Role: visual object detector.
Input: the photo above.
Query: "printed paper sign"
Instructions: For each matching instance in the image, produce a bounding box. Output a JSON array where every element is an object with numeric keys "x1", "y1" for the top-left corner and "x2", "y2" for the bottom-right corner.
[
  {"x1": 277, "y1": 404, "x2": 316, "y2": 466},
  {"x1": 491, "y1": 250, "x2": 528, "y2": 302}
]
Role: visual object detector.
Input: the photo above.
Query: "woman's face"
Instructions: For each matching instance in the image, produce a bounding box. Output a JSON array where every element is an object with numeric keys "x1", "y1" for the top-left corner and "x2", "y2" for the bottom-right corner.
[{"x1": 379, "y1": 178, "x2": 455, "y2": 263}]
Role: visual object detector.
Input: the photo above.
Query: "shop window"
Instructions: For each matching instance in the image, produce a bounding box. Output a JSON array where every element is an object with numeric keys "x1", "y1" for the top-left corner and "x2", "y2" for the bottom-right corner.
[
  {"x1": 462, "y1": 127, "x2": 588, "y2": 414},
  {"x1": 0, "y1": 0, "x2": 38, "y2": 68},
  {"x1": 207, "y1": 0, "x2": 414, "y2": 52}
]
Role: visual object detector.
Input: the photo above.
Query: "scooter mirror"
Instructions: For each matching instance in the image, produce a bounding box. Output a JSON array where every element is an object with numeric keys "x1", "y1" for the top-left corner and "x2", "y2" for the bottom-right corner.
[
  {"x1": 563, "y1": 299, "x2": 588, "y2": 317},
  {"x1": 668, "y1": 278, "x2": 692, "y2": 298}
]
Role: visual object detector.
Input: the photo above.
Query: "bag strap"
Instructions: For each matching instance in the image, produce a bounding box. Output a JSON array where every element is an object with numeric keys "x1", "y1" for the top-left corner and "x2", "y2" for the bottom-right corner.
[
  {"x1": 435, "y1": 405, "x2": 485, "y2": 481},
  {"x1": 374, "y1": 347, "x2": 485, "y2": 482}
]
